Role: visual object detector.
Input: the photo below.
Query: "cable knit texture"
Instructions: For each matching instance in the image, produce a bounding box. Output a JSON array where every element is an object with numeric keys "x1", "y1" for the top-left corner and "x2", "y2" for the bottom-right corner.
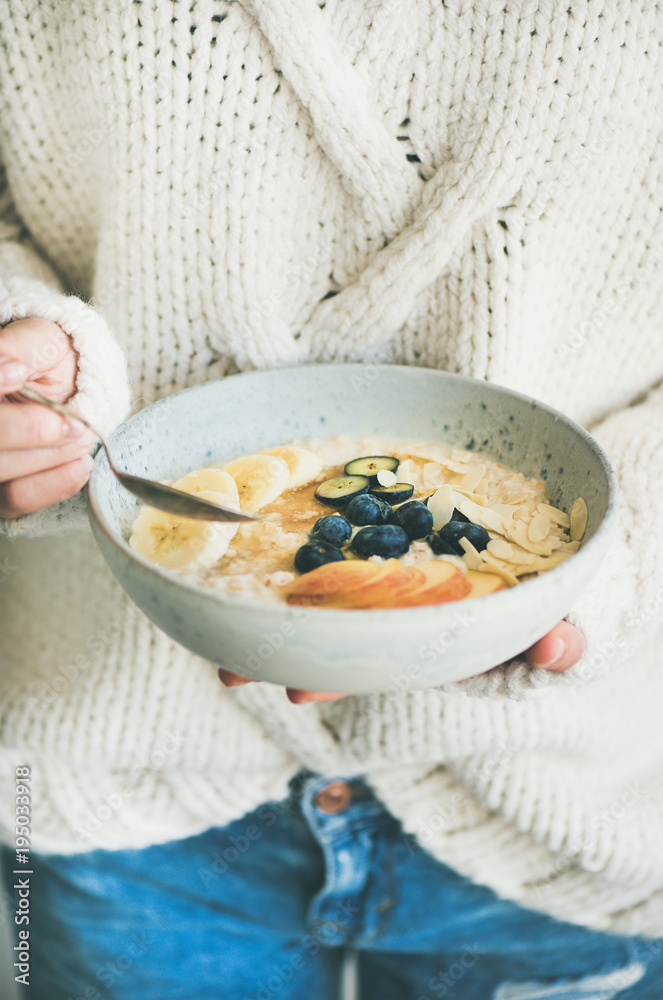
[{"x1": 0, "y1": 0, "x2": 662, "y2": 937}]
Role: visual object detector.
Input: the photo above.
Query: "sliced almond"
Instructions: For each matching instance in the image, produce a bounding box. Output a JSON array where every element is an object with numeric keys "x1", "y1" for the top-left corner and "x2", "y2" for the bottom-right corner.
[
  {"x1": 487, "y1": 537, "x2": 514, "y2": 560},
  {"x1": 405, "y1": 445, "x2": 451, "y2": 464},
  {"x1": 477, "y1": 557, "x2": 519, "y2": 587},
  {"x1": 396, "y1": 458, "x2": 423, "y2": 489},
  {"x1": 570, "y1": 497, "x2": 588, "y2": 542},
  {"x1": 459, "y1": 537, "x2": 483, "y2": 569},
  {"x1": 513, "y1": 505, "x2": 531, "y2": 521},
  {"x1": 428, "y1": 485, "x2": 455, "y2": 530},
  {"x1": 474, "y1": 506, "x2": 506, "y2": 534},
  {"x1": 506, "y1": 546, "x2": 536, "y2": 565},
  {"x1": 454, "y1": 496, "x2": 491, "y2": 526},
  {"x1": 440, "y1": 458, "x2": 475, "y2": 474},
  {"x1": 460, "y1": 464, "x2": 486, "y2": 493},
  {"x1": 519, "y1": 551, "x2": 575, "y2": 573},
  {"x1": 453, "y1": 489, "x2": 489, "y2": 506},
  {"x1": 376, "y1": 468, "x2": 398, "y2": 487},
  {"x1": 507, "y1": 523, "x2": 555, "y2": 556},
  {"x1": 519, "y1": 556, "x2": 559, "y2": 573},
  {"x1": 506, "y1": 494, "x2": 530, "y2": 506},
  {"x1": 528, "y1": 513, "x2": 551, "y2": 543},
  {"x1": 492, "y1": 503, "x2": 522, "y2": 517},
  {"x1": 423, "y1": 463, "x2": 447, "y2": 488},
  {"x1": 537, "y1": 502, "x2": 570, "y2": 527}
]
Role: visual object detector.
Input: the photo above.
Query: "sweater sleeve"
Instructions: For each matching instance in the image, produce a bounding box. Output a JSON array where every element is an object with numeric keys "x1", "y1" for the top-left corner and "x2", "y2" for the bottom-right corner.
[
  {"x1": 0, "y1": 168, "x2": 131, "y2": 538},
  {"x1": 441, "y1": 381, "x2": 663, "y2": 700}
]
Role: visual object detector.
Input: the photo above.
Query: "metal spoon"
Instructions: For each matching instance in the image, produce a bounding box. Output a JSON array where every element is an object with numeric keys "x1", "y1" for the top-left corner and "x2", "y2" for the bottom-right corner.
[{"x1": 17, "y1": 386, "x2": 258, "y2": 522}]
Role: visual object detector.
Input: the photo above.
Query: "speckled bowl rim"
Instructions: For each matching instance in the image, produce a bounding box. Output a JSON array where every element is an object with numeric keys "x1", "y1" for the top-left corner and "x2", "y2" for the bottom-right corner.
[{"x1": 88, "y1": 364, "x2": 619, "y2": 619}]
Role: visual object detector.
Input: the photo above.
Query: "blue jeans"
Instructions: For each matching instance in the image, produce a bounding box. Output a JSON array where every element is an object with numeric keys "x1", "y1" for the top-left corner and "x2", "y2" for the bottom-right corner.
[{"x1": 2, "y1": 772, "x2": 662, "y2": 999}]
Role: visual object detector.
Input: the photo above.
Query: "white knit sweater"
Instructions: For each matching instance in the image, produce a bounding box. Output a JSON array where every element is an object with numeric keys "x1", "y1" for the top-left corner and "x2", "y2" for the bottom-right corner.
[{"x1": 1, "y1": 0, "x2": 663, "y2": 938}]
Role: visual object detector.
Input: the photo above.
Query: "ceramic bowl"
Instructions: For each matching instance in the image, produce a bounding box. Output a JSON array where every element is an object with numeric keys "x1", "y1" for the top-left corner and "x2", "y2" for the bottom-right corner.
[{"x1": 88, "y1": 365, "x2": 618, "y2": 693}]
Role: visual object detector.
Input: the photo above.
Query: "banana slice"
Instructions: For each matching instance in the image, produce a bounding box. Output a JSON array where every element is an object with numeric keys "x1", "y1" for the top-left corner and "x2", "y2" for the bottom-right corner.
[
  {"x1": 129, "y1": 489, "x2": 239, "y2": 569},
  {"x1": 173, "y1": 468, "x2": 239, "y2": 501},
  {"x1": 260, "y1": 445, "x2": 323, "y2": 489},
  {"x1": 223, "y1": 454, "x2": 290, "y2": 511}
]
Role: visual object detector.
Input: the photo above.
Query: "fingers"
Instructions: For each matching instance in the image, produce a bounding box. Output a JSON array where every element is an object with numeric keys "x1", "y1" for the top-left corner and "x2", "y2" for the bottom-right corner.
[
  {"x1": 286, "y1": 689, "x2": 348, "y2": 704},
  {"x1": 0, "y1": 454, "x2": 94, "y2": 518},
  {"x1": 0, "y1": 433, "x2": 96, "y2": 482},
  {"x1": 0, "y1": 358, "x2": 29, "y2": 393},
  {"x1": 0, "y1": 318, "x2": 77, "y2": 402},
  {"x1": 218, "y1": 669, "x2": 254, "y2": 688},
  {"x1": 0, "y1": 317, "x2": 71, "y2": 373},
  {"x1": 0, "y1": 401, "x2": 88, "y2": 451},
  {"x1": 217, "y1": 668, "x2": 348, "y2": 704},
  {"x1": 525, "y1": 620, "x2": 585, "y2": 672}
]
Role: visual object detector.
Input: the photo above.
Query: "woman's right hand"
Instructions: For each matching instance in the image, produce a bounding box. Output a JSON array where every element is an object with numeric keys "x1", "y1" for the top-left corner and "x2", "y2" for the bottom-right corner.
[{"x1": 0, "y1": 317, "x2": 96, "y2": 519}]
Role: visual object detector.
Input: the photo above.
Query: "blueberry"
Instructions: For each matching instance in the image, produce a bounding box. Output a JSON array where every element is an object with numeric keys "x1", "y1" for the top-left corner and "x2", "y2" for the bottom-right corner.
[
  {"x1": 294, "y1": 542, "x2": 345, "y2": 574},
  {"x1": 437, "y1": 521, "x2": 490, "y2": 556},
  {"x1": 310, "y1": 514, "x2": 352, "y2": 547},
  {"x1": 388, "y1": 500, "x2": 434, "y2": 540},
  {"x1": 345, "y1": 494, "x2": 391, "y2": 526},
  {"x1": 369, "y1": 482, "x2": 414, "y2": 505},
  {"x1": 315, "y1": 475, "x2": 370, "y2": 505},
  {"x1": 344, "y1": 455, "x2": 398, "y2": 479},
  {"x1": 351, "y1": 525, "x2": 410, "y2": 559},
  {"x1": 426, "y1": 532, "x2": 458, "y2": 556}
]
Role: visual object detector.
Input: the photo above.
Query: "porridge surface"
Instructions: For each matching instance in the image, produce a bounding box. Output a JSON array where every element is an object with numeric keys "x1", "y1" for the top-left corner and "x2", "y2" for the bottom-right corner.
[{"x1": 163, "y1": 436, "x2": 581, "y2": 604}]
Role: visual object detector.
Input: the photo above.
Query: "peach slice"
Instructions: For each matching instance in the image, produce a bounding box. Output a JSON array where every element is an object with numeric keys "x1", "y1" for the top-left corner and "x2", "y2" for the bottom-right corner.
[
  {"x1": 308, "y1": 560, "x2": 410, "y2": 609},
  {"x1": 282, "y1": 559, "x2": 419, "y2": 609},
  {"x1": 394, "y1": 560, "x2": 471, "y2": 608},
  {"x1": 280, "y1": 559, "x2": 494, "y2": 610},
  {"x1": 464, "y1": 570, "x2": 507, "y2": 599},
  {"x1": 282, "y1": 560, "x2": 382, "y2": 607},
  {"x1": 348, "y1": 561, "x2": 421, "y2": 609},
  {"x1": 334, "y1": 561, "x2": 415, "y2": 609}
]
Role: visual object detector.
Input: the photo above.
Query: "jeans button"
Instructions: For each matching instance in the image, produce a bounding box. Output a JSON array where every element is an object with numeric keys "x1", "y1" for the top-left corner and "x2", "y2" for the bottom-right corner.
[{"x1": 314, "y1": 781, "x2": 353, "y2": 814}]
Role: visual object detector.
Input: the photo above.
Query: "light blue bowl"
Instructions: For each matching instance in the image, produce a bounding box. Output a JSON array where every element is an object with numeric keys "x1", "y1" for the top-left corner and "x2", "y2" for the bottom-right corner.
[{"x1": 88, "y1": 365, "x2": 618, "y2": 693}]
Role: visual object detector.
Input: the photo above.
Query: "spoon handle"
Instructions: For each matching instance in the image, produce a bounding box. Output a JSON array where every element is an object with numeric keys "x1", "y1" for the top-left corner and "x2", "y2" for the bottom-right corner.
[
  {"x1": 16, "y1": 386, "x2": 103, "y2": 441},
  {"x1": 15, "y1": 385, "x2": 260, "y2": 523}
]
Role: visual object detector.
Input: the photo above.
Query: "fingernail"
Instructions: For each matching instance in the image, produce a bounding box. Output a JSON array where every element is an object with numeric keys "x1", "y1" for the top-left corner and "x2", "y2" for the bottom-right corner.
[
  {"x1": 286, "y1": 689, "x2": 310, "y2": 704},
  {"x1": 533, "y1": 637, "x2": 565, "y2": 669},
  {"x1": 218, "y1": 669, "x2": 252, "y2": 687},
  {"x1": 63, "y1": 419, "x2": 89, "y2": 439},
  {"x1": 74, "y1": 429, "x2": 97, "y2": 448},
  {"x1": 0, "y1": 360, "x2": 28, "y2": 387}
]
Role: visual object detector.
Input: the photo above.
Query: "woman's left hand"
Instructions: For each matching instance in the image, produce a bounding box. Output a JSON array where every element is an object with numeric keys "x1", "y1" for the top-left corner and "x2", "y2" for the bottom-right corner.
[{"x1": 217, "y1": 619, "x2": 585, "y2": 704}]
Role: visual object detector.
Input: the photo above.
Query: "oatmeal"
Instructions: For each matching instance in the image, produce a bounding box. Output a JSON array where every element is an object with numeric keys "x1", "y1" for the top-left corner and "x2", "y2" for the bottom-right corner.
[{"x1": 128, "y1": 436, "x2": 585, "y2": 608}]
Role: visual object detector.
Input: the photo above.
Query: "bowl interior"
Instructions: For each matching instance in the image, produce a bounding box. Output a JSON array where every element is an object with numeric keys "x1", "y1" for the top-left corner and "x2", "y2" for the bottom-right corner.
[{"x1": 90, "y1": 365, "x2": 615, "y2": 581}]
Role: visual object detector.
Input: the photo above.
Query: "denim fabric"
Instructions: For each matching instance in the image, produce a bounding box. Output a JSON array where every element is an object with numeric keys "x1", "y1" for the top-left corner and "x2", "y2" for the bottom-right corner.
[{"x1": 2, "y1": 772, "x2": 661, "y2": 1000}]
